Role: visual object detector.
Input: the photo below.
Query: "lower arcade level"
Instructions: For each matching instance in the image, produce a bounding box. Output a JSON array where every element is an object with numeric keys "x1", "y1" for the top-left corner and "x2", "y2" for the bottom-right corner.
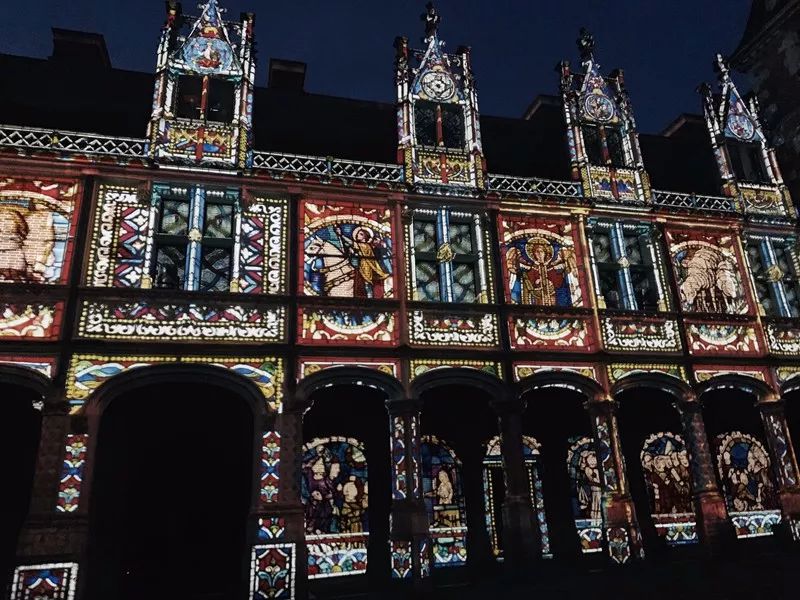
[{"x1": 3, "y1": 356, "x2": 800, "y2": 600}]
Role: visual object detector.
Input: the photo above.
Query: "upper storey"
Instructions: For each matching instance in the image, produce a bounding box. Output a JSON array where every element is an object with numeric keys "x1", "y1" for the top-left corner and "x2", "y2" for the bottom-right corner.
[
  {"x1": 146, "y1": 0, "x2": 256, "y2": 171},
  {"x1": 0, "y1": 2, "x2": 794, "y2": 219}
]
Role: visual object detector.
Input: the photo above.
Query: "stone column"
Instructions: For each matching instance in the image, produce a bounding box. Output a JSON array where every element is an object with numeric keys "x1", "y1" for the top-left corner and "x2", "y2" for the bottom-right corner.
[
  {"x1": 674, "y1": 394, "x2": 734, "y2": 552},
  {"x1": 585, "y1": 395, "x2": 643, "y2": 564},
  {"x1": 493, "y1": 398, "x2": 539, "y2": 570},
  {"x1": 248, "y1": 407, "x2": 308, "y2": 600},
  {"x1": 758, "y1": 396, "x2": 800, "y2": 540},
  {"x1": 386, "y1": 398, "x2": 431, "y2": 590},
  {"x1": 13, "y1": 398, "x2": 88, "y2": 600}
]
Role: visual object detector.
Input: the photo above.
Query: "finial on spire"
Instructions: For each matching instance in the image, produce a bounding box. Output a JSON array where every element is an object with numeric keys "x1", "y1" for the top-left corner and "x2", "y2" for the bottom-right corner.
[
  {"x1": 577, "y1": 27, "x2": 594, "y2": 64},
  {"x1": 421, "y1": 2, "x2": 440, "y2": 42},
  {"x1": 713, "y1": 53, "x2": 730, "y2": 80}
]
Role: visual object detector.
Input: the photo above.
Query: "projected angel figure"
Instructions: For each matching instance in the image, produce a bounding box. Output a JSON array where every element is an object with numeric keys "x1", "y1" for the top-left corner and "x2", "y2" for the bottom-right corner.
[{"x1": 507, "y1": 236, "x2": 578, "y2": 306}]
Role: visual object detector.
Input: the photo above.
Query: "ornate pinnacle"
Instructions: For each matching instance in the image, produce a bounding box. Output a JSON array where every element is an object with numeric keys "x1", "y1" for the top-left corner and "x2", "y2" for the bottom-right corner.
[
  {"x1": 421, "y1": 2, "x2": 440, "y2": 42},
  {"x1": 713, "y1": 53, "x2": 730, "y2": 80},
  {"x1": 577, "y1": 27, "x2": 594, "y2": 64}
]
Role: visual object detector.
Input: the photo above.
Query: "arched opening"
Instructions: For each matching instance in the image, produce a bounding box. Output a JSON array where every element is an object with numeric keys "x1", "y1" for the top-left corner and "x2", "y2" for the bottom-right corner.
[
  {"x1": 701, "y1": 385, "x2": 780, "y2": 540},
  {"x1": 301, "y1": 383, "x2": 391, "y2": 596},
  {"x1": 85, "y1": 380, "x2": 256, "y2": 600},
  {"x1": 418, "y1": 382, "x2": 498, "y2": 582},
  {"x1": 521, "y1": 385, "x2": 592, "y2": 563},
  {"x1": 616, "y1": 386, "x2": 696, "y2": 554},
  {"x1": 0, "y1": 382, "x2": 42, "y2": 590}
]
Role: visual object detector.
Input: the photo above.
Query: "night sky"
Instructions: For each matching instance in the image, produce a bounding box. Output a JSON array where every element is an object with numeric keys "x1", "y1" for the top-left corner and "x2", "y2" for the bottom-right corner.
[{"x1": 1, "y1": 0, "x2": 751, "y2": 133}]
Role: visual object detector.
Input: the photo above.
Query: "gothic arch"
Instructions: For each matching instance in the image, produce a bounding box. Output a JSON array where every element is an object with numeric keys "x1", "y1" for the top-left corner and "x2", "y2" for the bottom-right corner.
[
  {"x1": 295, "y1": 366, "x2": 405, "y2": 411},
  {"x1": 695, "y1": 374, "x2": 775, "y2": 403},
  {"x1": 0, "y1": 364, "x2": 53, "y2": 407},
  {"x1": 611, "y1": 372, "x2": 693, "y2": 402},
  {"x1": 410, "y1": 367, "x2": 508, "y2": 405},
  {"x1": 516, "y1": 370, "x2": 603, "y2": 402}
]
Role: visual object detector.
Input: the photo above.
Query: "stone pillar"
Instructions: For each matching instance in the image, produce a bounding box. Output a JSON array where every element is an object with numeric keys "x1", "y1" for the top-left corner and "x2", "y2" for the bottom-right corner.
[
  {"x1": 674, "y1": 394, "x2": 734, "y2": 552},
  {"x1": 758, "y1": 396, "x2": 800, "y2": 540},
  {"x1": 585, "y1": 395, "x2": 643, "y2": 564},
  {"x1": 247, "y1": 407, "x2": 307, "y2": 600},
  {"x1": 386, "y1": 398, "x2": 431, "y2": 590},
  {"x1": 13, "y1": 400, "x2": 88, "y2": 600},
  {"x1": 493, "y1": 398, "x2": 539, "y2": 570}
]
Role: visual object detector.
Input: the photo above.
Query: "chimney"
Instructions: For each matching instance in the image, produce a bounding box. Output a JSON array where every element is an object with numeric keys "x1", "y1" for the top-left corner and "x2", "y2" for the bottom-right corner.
[
  {"x1": 268, "y1": 58, "x2": 306, "y2": 92},
  {"x1": 50, "y1": 28, "x2": 111, "y2": 68}
]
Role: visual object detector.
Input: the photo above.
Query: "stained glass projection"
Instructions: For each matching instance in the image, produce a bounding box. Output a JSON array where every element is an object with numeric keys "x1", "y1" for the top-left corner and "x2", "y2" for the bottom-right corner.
[
  {"x1": 408, "y1": 208, "x2": 490, "y2": 303},
  {"x1": 667, "y1": 229, "x2": 748, "y2": 314},
  {"x1": 640, "y1": 433, "x2": 697, "y2": 545},
  {"x1": 0, "y1": 178, "x2": 79, "y2": 285},
  {"x1": 301, "y1": 437, "x2": 369, "y2": 579},
  {"x1": 302, "y1": 202, "x2": 393, "y2": 298},
  {"x1": 715, "y1": 432, "x2": 781, "y2": 538},
  {"x1": 483, "y1": 435, "x2": 550, "y2": 559},
  {"x1": 567, "y1": 437, "x2": 605, "y2": 553},
  {"x1": 421, "y1": 435, "x2": 467, "y2": 567},
  {"x1": 500, "y1": 217, "x2": 582, "y2": 307}
]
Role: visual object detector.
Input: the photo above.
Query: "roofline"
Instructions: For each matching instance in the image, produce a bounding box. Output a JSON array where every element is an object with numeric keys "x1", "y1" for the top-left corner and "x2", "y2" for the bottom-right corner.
[{"x1": 731, "y1": 0, "x2": 800, "y2": 68}]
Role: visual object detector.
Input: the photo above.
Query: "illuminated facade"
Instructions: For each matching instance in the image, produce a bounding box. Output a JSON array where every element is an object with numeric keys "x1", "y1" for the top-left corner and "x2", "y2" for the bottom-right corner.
[{"x1": 3, "y1": 2, "x2": 800, "y2": 599}]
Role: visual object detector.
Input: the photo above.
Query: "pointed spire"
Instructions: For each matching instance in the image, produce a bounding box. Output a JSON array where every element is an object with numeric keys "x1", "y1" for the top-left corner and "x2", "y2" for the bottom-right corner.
[
  {"x1": 713, "y1": 53, "x2": 730, "y2": 82},
  {"x1": 577, "y1": 27, "x2": 595, "y2": 66},
  {"x1": 177, "y1": 0, "x2": 241, "y2": 76},
  {"x1": 421, "y1": 2, "x2": 440, "y2": 43}
]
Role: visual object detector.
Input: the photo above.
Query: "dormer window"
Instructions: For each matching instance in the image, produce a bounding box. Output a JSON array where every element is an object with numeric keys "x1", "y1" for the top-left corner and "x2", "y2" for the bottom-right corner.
[
  {"x1": 175, "y1": 75, "x2": 236, "y2": 123},
  {"x1": 582, "y1": 123, "x2": 626, "y2": 168},
  {"x1": 727, "y1": 139, "x2": 769, "y2": 184},
  {"x1": 414, "y1": 100, "x2": 465, "y2": 149}
]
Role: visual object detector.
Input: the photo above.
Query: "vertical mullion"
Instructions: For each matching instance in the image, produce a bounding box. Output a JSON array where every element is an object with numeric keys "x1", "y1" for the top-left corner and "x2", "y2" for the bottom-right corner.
[
  {"x1": 763, "y1": 240, "x2": 790, "y2": 317},
  {"x1": 230, "y1": 193, "x2": 242, "y2": 292},
  {"x1": 610, "y1": 224, "x2": 636, "y2": 309},
  {"x1": 473, "y1": 214, "x2": 488, "y2": 303},
  {"x1": 437, "y1": 208, "x2": 453, "y2": 303},
  {"x1": 185, "y1": 186, "x2": 205, "y2": 290},
  {"x1": 644, "y1": 233, "x2": 666, "y2": 310}
]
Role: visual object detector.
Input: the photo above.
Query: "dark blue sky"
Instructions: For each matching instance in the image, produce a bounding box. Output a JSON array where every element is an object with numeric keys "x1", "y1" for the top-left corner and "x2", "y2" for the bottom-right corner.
[{"x1": 1, "y1": 0, "x2": 752, "y2": 133}]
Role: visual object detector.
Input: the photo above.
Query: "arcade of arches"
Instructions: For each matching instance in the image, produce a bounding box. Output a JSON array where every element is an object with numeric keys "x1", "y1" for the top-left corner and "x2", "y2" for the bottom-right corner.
[{"x1": 5, "y1": 363, "x2": 800, "y2": 599}]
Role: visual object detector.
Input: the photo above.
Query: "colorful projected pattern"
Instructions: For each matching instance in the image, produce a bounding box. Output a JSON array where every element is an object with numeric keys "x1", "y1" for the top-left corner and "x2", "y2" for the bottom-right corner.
[
  {"x1": 1, "y1": 302, "x2": 63, "y2": 340},
  {"x1": 640, "y1": 433, "x2": 697, "y2": 545},
  {"x1": 421, "y1": 436, "x2": 467, "y2": 568},
  {"x1": 258, "y1": 517, "x2": 286, "y2": 542},
  {"x1": 65, "y1": 354, "x2": 284, "y2": 412},
  {"x1": 715, "y1": 431, "x2": 780, "y2": 538},
  {"x1": 77, "y1": 300, "x2": 285, "y2": 342},
  {"x1": 409, "y1": 310, "x2": 499, "y2": 347},
  {"x1": 56, "y1": 434, "x2": 87, "y2": 513},
  {"x1": 261, "y1": 432, "x2": 281, "y2": 505},
  {"x1": 483, "y1": 435, "x2": 550, "y2": 558},
  {"x1": 409, "y1": 359, "x2": 502, "y2": 380},
  {"x1": 509, "y1": 315, "x2": 593, "y2": 350},
  {"x1": 0, "y1": 178, "x2": 79, "y2": 285},
  {"x1": 666, "y1": 229, "x2": 749, "y2": 314},
  {"x1": 239, "y1": 196, "x2": 288, "y2": 294},
  {"x1": 302, "y1": 437, "x2": 369, "y2": 579},
  {"x1": 606, "y1": 363, "x2": 688, "y2": 385},
  {"x1": 250, "y1": 543, "x2": 295, "y2": 600},
  {"x1": 685, "y1": 322, "x2": 761, "y2": 356},
  {"x1": 392, "y1": 416, "x2": 407, "y2": 500},
  {"x1": 297, "y1": 358, "x2": 399, "y2": 381},
  {"x1": 601, "y1": 316, "x2": 681, "y2": 353},
  {"x1": 567, "y1": 436, "x2": 607, "y2": 553},
  {"x1": 299, "y1": 308, "x2": 397, "y2": 346},
  {"x1": 390, "y1": 540, "x2": 412, "y2": 579},
  {"x1": 302, "y1": 201, "x2": 393, "y2": 298},
  {"x1": 10, "y1": 562, "x2": 79, "y2": 600},
  {"x1": 0, "y1": 356, "x2": 57, "y2": 379},
  {"x1": 513, "y1": 362, "x2": 598, "y2": 382},
  {"x1": 499, "y1": 216, "x2": 583, "y2": 307}
]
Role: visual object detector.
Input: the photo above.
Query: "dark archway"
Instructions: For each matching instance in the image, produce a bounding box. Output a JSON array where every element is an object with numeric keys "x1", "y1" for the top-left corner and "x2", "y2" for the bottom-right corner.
[
  {"x1": 781, "y1": 378, "x2": 800, "y2": 457},
  {"x1": 0, "y1": 379, "x2": 43, "y2": 593},
  {"x1": 615, "y1": 383, "x2": 691, "y2": 557},
  {"x1": 84, "y1": 366, "x2": 263, "y2": 600},
  {"x1": 519, "y1": 381, "x2": 592, "y2": 564},
  {"x1": 300, "y1": 379, "x2": 392, "y2": 597},
  {"x1": 413, "y1": 369, "x2": 503, "y2": 583}
]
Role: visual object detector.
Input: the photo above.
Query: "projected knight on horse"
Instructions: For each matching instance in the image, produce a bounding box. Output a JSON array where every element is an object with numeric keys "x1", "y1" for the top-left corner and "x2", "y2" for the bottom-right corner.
[{"x1": 304, "y1": 221, "x2": 393, "y2": 298}]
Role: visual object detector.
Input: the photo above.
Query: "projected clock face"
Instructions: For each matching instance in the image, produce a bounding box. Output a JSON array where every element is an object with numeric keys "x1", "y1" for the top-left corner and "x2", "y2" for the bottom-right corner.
[{"x1": 420, "y1": 71, "x2": 456, "y2": 101}]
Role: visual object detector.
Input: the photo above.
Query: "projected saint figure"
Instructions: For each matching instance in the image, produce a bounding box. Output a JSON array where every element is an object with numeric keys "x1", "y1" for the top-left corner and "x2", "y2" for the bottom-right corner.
[{"x1": 506, "y1": 235, "x2": 579, "y2": 307}]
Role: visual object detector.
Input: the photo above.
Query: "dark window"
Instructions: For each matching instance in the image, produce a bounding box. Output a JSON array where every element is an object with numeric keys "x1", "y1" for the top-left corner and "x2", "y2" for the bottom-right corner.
[
  {"x1": 207, "y1": 79, "x2": 235, "y2": 123},
  {"x1": 176, "y1": 75, "x2": 203, "y2": 119},
  {"x1": 624, "y1": 233, "x2": 658, "y2": 311},
  {"x1": 582, "y1": 125, "x2": 604, "y2": 165},
  {"x1": 582, "y1": 124, "x2": 627, "y2": 167},
  {"x1": 746, "y1": 239, "x2": 800, "y2": 317},
  {"x1": 605, "y1": 127, "x2": 626, "y2": 168},
  {"x1": 728, "y1": 140, "x2": 769, "y2": 184},
  {"x1": 414, "y1": 100, "x2": 465, "y2": 148},
  {"x1": 413, "y1": 218, "x2": 440, "y2": 301}
]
